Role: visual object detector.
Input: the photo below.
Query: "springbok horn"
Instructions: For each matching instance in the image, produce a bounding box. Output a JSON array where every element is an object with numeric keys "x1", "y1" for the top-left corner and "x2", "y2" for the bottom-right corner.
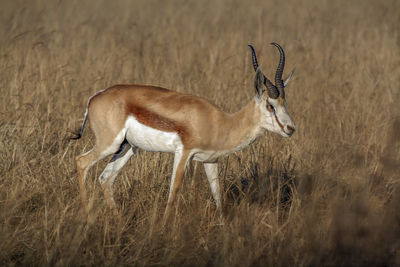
[
  {"x1": 248, "y1": 45, "x2": 279, "y2": 99},
  {"x1": 271, "y1": 42, "x2": 285, "y2": 98}
]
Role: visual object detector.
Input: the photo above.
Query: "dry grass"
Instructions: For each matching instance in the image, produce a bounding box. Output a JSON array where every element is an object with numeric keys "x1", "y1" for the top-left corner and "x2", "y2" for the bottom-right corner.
[{"x1": 0, "y1": 0, "x2": 399, "y2": 265}]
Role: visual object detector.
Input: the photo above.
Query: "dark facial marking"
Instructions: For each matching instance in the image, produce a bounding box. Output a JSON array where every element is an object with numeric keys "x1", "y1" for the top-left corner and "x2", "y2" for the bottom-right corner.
[
  {"x1": 274, "y1": 113, "x2": 285, "y2": 131},
  {"x1": 267, "y1": 103, "x2": 274, "y2": 112}
]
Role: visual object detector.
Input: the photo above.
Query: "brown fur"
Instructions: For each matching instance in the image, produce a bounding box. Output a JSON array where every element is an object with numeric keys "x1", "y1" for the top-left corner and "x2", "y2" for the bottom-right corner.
[
  {"x1": 88, "y1": 84, "x2": 261, "y2": 151},
  {"x1": 127, "y1": 105, "x2": 189, "y2": 143},
  {"x1": 76, "y1": 84, "x2": 263, "y2": 215}
]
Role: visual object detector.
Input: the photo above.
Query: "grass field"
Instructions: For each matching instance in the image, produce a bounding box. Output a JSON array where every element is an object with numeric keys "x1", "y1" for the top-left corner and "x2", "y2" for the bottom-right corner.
[{"x1": 0, "y1": 0, "x2": 399, "y2": 265}]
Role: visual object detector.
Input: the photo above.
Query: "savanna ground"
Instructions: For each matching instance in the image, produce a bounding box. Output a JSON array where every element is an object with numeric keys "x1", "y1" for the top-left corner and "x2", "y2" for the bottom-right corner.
[{"x1": 0, "y1": 0, "x2": 399, "y2": 266}]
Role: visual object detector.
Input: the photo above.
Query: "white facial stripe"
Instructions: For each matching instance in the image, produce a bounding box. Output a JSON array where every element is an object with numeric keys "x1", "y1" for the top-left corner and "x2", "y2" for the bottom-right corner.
[
  {"x1": 268, "y1": 98, "x2": 279, "y2": 107},
  {"x1": 258, "y1": 97, "x2": 294, "y2": 138}
]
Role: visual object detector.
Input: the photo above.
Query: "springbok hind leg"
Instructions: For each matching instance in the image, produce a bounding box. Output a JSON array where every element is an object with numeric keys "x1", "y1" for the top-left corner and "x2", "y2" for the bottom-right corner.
[
  {"x1": 99, "y1": 141, "x2": 136, "y2": 211},
  {"x1": 76, "y1": 148, "x2": 102, "y2": 212},
  {"x1": 76, "y1": 133, "x2": 126, "y2": 212}
]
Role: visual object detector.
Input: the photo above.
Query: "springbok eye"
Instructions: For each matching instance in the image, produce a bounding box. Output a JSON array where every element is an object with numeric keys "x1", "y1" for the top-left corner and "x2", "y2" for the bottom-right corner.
[{"x1": 266, "y1": 103, "x2": 274, "y2": 112}]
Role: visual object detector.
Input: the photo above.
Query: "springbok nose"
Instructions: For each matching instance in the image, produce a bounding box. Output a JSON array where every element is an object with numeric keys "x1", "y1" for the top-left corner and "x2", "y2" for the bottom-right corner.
[{"x1": 286, "y1": 125, "x2": 295, "y2": 136}]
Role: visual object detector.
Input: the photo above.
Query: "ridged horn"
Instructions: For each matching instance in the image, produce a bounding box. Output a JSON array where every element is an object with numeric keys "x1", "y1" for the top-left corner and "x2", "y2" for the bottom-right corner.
[
  {"x1": 248, "y1": 44, "x2": 259, "y2": 72},
  {"x1": 248, "y1": 44, "x2": 279, "y2": 99},
  {"x1": 271, "y1": 42, "x2": 285, "y2": 98}
]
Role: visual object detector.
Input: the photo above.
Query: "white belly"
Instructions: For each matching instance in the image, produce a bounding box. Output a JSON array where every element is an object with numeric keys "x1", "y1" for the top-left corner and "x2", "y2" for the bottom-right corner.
[
  {"x1": 125, "y1": 115, "x2": 182, "y2": 153},
  {"x1": 192, "y1": 150, "x2": 230, "y2": 163}
]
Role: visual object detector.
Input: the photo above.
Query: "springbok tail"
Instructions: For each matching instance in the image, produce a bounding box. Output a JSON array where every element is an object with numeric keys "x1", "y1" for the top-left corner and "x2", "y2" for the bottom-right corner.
[{"x1": 70, "y1": 108, "x2": 88, "y2": 140}]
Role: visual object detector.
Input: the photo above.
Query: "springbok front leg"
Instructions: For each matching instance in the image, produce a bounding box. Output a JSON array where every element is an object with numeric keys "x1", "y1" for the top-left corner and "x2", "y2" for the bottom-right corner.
[
  {"x1": 99, "y1": 140, "x2": 136, "y2": 210},
  {"x1": 163, "y1": 149, "x2": 191, "y2": 221},
  {"x1": 204, "y1": 162, "x2": 222, "y2": 217}
]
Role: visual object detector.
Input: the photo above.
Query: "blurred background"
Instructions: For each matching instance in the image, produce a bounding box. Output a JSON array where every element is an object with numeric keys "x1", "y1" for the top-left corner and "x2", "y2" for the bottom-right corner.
[{"x1": 0, "y1": 0, "x2": 399, "y2": 265}]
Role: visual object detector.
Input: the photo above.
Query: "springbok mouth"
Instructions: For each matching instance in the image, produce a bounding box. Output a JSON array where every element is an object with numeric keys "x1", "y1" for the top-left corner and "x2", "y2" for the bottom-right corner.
[
  {"x1": 274, "y1": 114, "x2": 294, "y2": 137},
  {"x1": 284, "y1": 130, "x2": 294, "y2": 137}
]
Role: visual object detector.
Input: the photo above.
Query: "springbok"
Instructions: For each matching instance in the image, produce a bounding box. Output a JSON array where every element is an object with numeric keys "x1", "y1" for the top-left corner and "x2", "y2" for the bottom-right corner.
[{"x1": 73, "y1": 43, "x2": 295, "y2": 218}]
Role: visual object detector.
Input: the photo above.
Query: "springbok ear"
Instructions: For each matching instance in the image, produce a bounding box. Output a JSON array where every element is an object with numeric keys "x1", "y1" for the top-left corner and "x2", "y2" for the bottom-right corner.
[
  {"x1": 254, "y1": 67, "x2": 265, "y2": 97},
  {"x1": 283, "y1": 66, "x2": 296, "y2": 87}
]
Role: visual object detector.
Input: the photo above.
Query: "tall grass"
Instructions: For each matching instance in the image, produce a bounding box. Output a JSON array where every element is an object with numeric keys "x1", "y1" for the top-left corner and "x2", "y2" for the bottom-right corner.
[{"x1": 0, "y1": 0, "x2": 399, "y2": 265}]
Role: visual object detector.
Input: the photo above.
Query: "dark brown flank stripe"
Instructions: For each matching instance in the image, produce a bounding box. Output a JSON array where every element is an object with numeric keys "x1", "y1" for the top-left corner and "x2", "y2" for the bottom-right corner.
[{"x1": 126, "y1": 105, "x2": 189, "y2": 143}]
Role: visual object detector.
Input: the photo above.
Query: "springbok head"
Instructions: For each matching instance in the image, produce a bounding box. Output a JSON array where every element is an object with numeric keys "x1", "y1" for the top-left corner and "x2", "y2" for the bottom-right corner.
[{"x1": 249, "y1": 43, "x2": 296, "y2": 137}]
